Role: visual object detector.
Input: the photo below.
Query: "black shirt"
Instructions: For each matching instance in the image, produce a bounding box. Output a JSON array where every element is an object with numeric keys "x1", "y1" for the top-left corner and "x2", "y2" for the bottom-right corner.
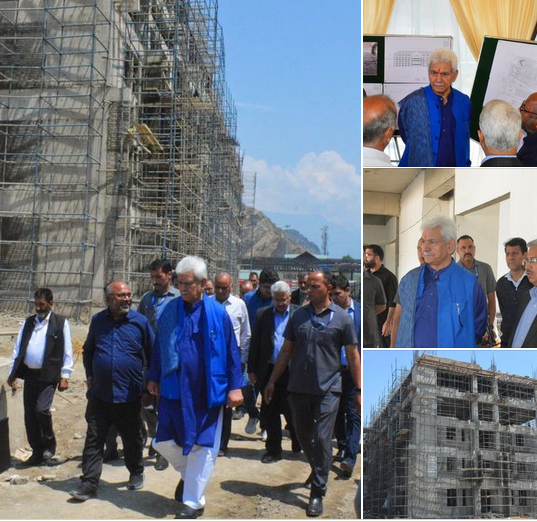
[
  {"x1": 370, "y1": 265, "x2": 398, "y2": 324},
  {"x1": 363, "y1": 271, "x2": 386, "y2": 348},
  {"x1": 284, "y1": 302, "x2": 357, "y2": 395},
  {"x1": 496, "y1": 273, "x2": 533, "y2": 346}
]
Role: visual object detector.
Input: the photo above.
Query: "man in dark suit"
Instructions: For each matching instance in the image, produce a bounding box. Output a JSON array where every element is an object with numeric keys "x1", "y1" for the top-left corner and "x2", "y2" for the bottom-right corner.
[
  {"x1": 330, "y1": 275, "x2": 361, "y2": 478},
  {"x1": 517, "y1": 93, "x2": 537, "y2": 166},
  {"x1": 510, "y1": 242, "x2": 537, "y2": 347},
  {"x1": 290, "y1": 273, "x2": 308, "y2": 306},
  {"x1": 248, "y1": 281, "x2": 300, "y2": 463},
  {"x1": 8, "y1": 288, "x2": 73, "y2": 467},
  {"x1": 478, "y1": 99, "x2": 524, "y2": 167}
]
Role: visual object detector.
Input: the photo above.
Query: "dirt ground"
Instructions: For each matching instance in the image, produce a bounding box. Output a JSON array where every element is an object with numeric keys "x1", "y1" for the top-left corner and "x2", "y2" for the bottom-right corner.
[{"x1": 0, "y1": 312, "x2": 361, "y2": 520}]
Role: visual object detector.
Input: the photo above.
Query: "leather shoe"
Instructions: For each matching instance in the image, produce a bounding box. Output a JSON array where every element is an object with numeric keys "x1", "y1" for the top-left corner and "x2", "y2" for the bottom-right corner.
[
  {"x1": 175, "y1": 503, "x2": 204, "y2": 519},
  {"x1": 261, "y1": 453, "x2": 281, "y2": 463},
  {"x1": 127, "y1": 472, "x2": 145, "y2": 490},
  {"x1": 340, "y1": 459, "x2": 354, "y2": 478},
  {"x1": 42, "y1": 449, "x2": 55, "y2": 461},
  {"x1": 17, "y1": 453, "x2": 43, "y2": 468},
  {"x1": 154, "y1": 454, "x2": 169, "y2": 471},
  {"x1": 174, "y1": 479, "x2": 184, "y2": 502},
  {"x1": 332, "y1": 448, "x2": 344, "y2": 462},
  {"x1": 306, "y1": 496, "x2": 323, "y2": 517},
  {"x1": 69, "y1": 483, "x2": 97, "y2": 502}
]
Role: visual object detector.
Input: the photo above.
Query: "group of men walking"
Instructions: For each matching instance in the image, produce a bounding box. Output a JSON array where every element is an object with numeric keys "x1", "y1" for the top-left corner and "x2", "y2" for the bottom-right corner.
[{"x1": 7, "y1": 257, "x2": 361, "y2": 518}]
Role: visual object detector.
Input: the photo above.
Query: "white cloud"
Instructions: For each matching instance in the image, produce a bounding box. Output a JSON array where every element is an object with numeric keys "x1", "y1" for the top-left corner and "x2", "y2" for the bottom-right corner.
[{"x1": 243, "y1": 151, "x2": 361, "y2": 229}]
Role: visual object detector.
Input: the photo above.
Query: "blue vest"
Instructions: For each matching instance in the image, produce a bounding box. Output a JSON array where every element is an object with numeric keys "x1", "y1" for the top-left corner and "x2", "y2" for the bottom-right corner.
[
  {"x1": 399, "y1": 85, "x2": 471, "y2": 167},
  {"x1": 396, "y1": 261, "x2": 477, "y2": 347},
  {"x1": 157, "y1": 294, "x2": 231, "y2": 408}
]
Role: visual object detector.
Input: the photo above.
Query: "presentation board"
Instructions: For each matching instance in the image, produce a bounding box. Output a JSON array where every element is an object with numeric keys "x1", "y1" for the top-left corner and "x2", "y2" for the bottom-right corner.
[
  {"x1": 470, "y1": 36, "x2": 537, "y2": 141},
  {"x1": 363, "y1": 34, "x2": 453, "y2": 104}
]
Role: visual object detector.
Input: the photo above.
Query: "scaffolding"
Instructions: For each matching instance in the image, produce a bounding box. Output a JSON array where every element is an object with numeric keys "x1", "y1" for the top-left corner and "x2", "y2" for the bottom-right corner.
[
  {"x1": 0, "y1": 0, "x2": 243, "y2": 320},
  {"x1": 364, "y1": 354, "x2": 537, "y2": 519}
]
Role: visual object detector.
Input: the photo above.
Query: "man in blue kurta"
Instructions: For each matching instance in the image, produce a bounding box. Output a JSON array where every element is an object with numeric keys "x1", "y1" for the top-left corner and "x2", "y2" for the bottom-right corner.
[
  {"x1": 395, "y1": 216, "x2": 487, "y2": 348},
  {"x1": 147, "y1": 256, "x2": 243, "y2": 519},
  {"x1": 398, "y1": 48, "x2": 472, "y2": 167}
]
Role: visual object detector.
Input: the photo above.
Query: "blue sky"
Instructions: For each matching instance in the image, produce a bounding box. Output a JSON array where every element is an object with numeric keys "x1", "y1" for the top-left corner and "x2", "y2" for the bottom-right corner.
[
  {"x1": 363, "y1": 350, "x2": 537, "y2": 425},
  {"x1": 218, "y1": 1, "x2": 361, "y2": 258}
]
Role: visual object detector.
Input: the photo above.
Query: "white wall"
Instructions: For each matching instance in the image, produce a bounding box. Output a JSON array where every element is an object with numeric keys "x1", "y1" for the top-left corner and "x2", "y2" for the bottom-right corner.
[
  {"x1": 455, "y1": 167, "x2": 537, "y2": 258},
  {"x1": 456, "y1": 202, "x2": 500, "y2": 279}
]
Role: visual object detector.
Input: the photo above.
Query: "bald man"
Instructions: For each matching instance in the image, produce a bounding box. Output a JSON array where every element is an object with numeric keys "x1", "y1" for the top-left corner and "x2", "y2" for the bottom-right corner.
[
  {"x1": 363, "y1": 95, "x2": 397, "y2": 167},
  {"x1": 517, "y1": 93, "x2": 537, "y2": 166}
]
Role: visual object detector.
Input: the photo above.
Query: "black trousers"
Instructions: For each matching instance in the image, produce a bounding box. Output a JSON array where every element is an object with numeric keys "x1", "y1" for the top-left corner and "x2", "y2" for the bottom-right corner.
[
  {"x1": 81, "y1": 396, "x2": 144, "y2": 488},
  {"x1": 23, "y1": 369, "x2": 57, "y2": 456},
  {"x1": 334, "y1": 369, "x2": 361, "y2": 467},
  {"x1": 289, "y1": 391, "x2": 340, "y2": 497},
  {"x1": 262, "y1": 366, "x2": 299, "y2": 456},
  {"x1": 220, "y1": 406, "x2": 232, "y2": 452}
]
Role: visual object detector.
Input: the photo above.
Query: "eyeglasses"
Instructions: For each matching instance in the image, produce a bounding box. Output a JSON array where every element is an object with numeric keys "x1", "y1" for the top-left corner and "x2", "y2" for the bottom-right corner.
[
  {"x1": 429, "y1": 70, "x2": 452, "y2": 78},
  {"x1": 519, "y1": 102, "x2": 537, "y2": 117},
  {"x1": 522, "y1": 257, "x2": 537, "y2": 266}
]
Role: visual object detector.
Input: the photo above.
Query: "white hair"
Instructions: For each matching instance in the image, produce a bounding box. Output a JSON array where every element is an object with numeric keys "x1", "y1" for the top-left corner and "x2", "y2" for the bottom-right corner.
[
  {"x1": 421, "y1": 215, "x2": 457, "y2": 243},
  {"x1": 271, "y1": 280, "x2": 291, "y2": 296},
  {"x1": 175, "y1": 255, "x2": 207, "y2": 281},
  {"x1": 428, "y1": 48, "x2": 458, "y2": 71},
  {"x1": 479, "y1": 99, "x2": 521, "y2": 151},
  {"x1": 528, "y1": 240, "x2": 537, "y2": 248}
]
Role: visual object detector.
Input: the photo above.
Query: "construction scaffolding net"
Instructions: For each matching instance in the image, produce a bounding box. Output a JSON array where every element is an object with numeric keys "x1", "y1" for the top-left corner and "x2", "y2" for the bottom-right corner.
[
  {"x1": 364, "y1": 354, "x2": 537, "y2": 519},
  {"x1": 0, "y1": 0, "x2": 242, "y2": 320}
]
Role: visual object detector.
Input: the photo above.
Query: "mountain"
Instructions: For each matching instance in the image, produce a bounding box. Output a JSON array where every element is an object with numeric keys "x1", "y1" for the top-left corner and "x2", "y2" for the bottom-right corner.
[{"x1": 240, "y1": 207, "x2": 321, "y2": 258}]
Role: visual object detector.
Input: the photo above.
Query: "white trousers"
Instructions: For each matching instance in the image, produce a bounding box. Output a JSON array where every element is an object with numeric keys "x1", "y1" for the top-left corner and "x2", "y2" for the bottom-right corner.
[{"x1": 153, "y1": 407, "x2": 223, "y2": 509}]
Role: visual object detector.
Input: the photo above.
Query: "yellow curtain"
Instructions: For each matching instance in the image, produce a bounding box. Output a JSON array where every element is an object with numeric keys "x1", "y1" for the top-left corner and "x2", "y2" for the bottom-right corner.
[
  {"x1": 450, "y1": 0, "x2": 537, "y2": 60},
  {"x1": 363, "y1": 0, "x2": 397, "y2": 34}
]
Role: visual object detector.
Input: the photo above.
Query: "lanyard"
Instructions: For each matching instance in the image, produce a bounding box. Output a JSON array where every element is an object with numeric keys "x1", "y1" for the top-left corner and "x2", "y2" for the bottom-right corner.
[{"x1": 310, "y1": 309, "x2": 334, "y2": 330}]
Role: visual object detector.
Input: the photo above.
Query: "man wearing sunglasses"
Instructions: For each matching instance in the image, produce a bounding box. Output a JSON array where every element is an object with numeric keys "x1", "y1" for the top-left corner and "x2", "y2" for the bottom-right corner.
[
  {"x1": 264, "y1": 270, "x2": 360, "y2": 517},
  {"x1": 510, "y1": 241, "x2": 537, "y2": 347},
  {"x1": 398, "y1": 48, "x2": 472, "y2": 167},
  {"x1": 517, "y1": 93, "x2": 537, "y2": 166}
]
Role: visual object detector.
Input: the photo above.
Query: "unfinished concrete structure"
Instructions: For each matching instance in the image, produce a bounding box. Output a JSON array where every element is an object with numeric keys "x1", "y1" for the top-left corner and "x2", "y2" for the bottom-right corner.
[
  {"x1": 364, "y1": 354, "x2": 537, "y2": 519},
  {"x1": 0, "y1": 0, "x2": 242, "y2": 320}
]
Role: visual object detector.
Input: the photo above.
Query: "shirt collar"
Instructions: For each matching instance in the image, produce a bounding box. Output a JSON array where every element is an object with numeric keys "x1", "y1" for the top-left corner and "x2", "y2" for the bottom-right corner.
[
  {"x1": 308, "y1": 301, "x2": 337, "y2": 316},
  {"x1": 506, "y1": 271, "x2": 527, "y2": 284},
  {"x1": 35, "y1": 311, "x2": 52, "y2": 326},
  {"x1": 530, "y1": 286, "x2": 537, "y2": 299},
  {"x1": 425, "y1": 258, "x2": 454, "y2": 277},
  {"x1": 273, "y1": 306, "x2": 290, "y2": 317}
]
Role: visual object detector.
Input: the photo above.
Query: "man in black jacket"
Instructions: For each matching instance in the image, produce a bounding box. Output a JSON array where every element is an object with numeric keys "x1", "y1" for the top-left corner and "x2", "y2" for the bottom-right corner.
[
  {"x1": 496, "y1": 238, "x2": 532, "y2": 347},
  {"x1": 8, "y1": 288, "x2": 73, "y2": 467},
  {"x1": 510, "y1": 242, "x2": 537, "y2": 347},
  {"x1": 518, "y1": 93, "x2": 537, "y2": 166},
  {"x1": 248, "y1": 281, "x2": 300, "y2": 463}
]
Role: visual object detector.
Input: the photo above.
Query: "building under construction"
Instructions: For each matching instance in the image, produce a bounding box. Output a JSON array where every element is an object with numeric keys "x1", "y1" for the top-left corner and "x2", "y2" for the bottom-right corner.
[
  {"x1": 364, "y1": 354, "x2": 537, "y2": 519},
  {"x1": 0, "y1": 0, "x2": 242, "y2": 320}
]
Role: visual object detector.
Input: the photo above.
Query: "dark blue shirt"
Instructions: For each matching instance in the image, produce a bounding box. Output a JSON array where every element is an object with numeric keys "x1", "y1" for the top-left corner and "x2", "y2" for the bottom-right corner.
[
  {"x1": 83, "y1": 308, "x2": 154, "y2": 403},
  {"x1": 435, "y1": 91, "x2": 456, "y2": 167},
  {"x1": 414, "y1": 262, "x2": 488, "y2": 348},
  {"x1": 244, "y1": 289, "x2": 272, "y2": 327}
]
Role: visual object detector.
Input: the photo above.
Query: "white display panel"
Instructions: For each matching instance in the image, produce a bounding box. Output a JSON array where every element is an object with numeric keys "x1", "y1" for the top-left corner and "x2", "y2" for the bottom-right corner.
[
  {"x1": 385, "y1": 36, "x2": 452, "y2": 83},
  {"x1": 363, "y1": 83, "x2": 383, "y2": 96},
  {"x1": 483, "y1": 39, "x2": 537, "y2": 108}
]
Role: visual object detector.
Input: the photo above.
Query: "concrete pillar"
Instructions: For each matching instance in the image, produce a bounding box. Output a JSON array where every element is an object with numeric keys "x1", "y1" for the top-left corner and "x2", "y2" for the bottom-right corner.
[{"x1": 0, "y1": 357, "x2": 27, "y2": 471}]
